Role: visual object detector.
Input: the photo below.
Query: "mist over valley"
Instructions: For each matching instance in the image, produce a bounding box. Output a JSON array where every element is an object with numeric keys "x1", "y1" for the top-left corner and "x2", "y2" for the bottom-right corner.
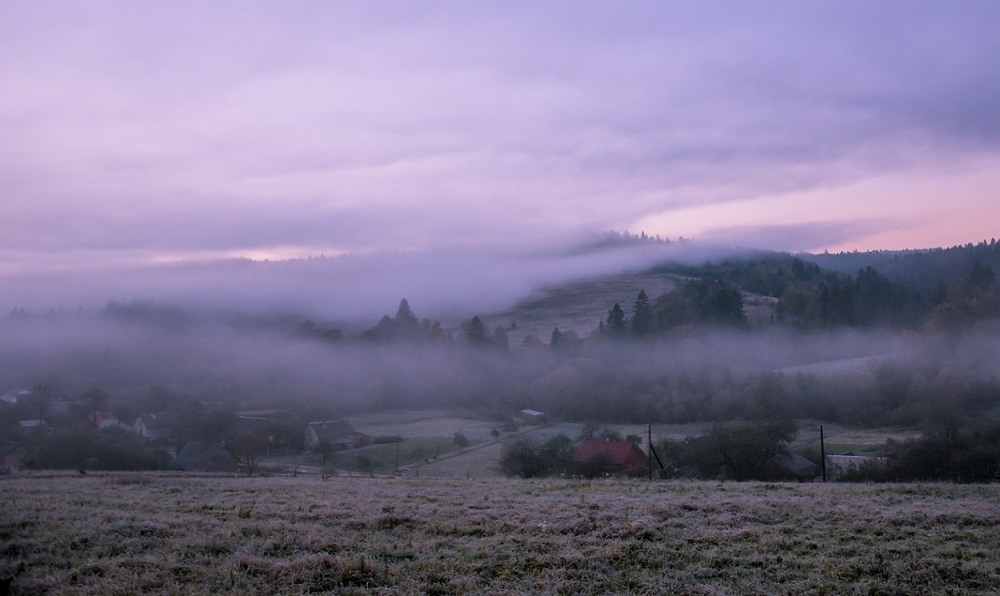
[{"x1": 3, "y1": 237, "x2": 1000, "y2": 462}]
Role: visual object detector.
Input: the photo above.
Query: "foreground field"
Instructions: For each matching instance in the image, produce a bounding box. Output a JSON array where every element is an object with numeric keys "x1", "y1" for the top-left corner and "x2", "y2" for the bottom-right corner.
[{"x1": 3, "y1": 474, "x2": 1000, "y2": 594}]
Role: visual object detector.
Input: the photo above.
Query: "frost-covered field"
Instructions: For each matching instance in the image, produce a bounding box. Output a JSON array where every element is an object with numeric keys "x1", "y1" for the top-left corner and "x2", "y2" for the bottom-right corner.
[{"x1": 3, "y1": 473, "x2": 1000, "y2": 594}]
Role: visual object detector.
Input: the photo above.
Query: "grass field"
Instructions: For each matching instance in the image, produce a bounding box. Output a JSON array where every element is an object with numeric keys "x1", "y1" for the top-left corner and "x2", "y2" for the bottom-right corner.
[{"x1": 3, "y1": 473, "x2": 1000, "y2": 594}]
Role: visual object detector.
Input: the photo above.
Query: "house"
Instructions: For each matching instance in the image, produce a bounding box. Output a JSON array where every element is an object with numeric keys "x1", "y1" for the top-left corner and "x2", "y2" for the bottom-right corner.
[
  {"x1": 171, "y1": 441, "x2": 236, "y2": 473},
  {"x1": 0, "y1": 388, "x2": 32, "y2": 406},
  {"x1": 768, "y1": 446, "x2": 819, "y2": 480},
  {"x1": 519, "y1": 409, "x2": 547, "y2": 424},
  {"x1": 232, "y1": 416, "x2": 273, "y2": 439},
  {"x1": 305, "y1": 420, "x2": 369, "y2": 451},
  {"x1": 133, "y1": 412, "x2": 179, "y2": 441},
  {"x1": 88, "y1": 411, "x2": 127, "y2": 431},
  {"x1": 18, "y1": 419, "x2": 48, "y2": 432},
  {"x1": 574, "y1": 439, "x2": 648, "y2": 476}
]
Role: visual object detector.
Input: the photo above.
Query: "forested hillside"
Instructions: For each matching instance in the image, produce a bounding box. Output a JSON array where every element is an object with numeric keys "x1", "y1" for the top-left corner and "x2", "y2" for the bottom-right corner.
[
  {"x1": 805, "y1": 239, "x2": 1000, "y2": 302},
  {"x1": 641, "y1": 241, "x2": 1000, "y2": 332}
]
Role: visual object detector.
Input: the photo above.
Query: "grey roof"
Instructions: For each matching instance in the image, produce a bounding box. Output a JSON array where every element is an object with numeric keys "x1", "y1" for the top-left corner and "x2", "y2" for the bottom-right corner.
[
  {"x1": 308, "y1": 419, "x2": 357, "y2": 444},
  {"x1": 171, "y1": 441, "x2": 236, "y2": 473},
  {"x1": 771, "y1": 447, "x2": 819, "y2": 478},
  {"x1": 136, "y1": 411, "x2": 179, "y2": 429},
  {"x1": 233, "y1": 416, "x2": 272, "y2": 437}
]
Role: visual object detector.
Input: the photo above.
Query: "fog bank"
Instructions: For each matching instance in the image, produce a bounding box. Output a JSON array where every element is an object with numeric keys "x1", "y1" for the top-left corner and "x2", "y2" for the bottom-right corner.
[{"x1": 0, "y1": 239, "x2": 740, "y2": 325}]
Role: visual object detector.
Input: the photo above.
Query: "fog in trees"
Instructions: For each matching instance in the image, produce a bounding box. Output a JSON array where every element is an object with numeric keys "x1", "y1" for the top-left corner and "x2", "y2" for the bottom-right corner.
[{"x1": 2, "y1": 238, "x2": 1000, "y2": 478}]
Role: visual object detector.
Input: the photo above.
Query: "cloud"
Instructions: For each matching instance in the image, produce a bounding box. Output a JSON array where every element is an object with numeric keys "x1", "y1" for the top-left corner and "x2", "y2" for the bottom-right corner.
[
  {"x1": 2, "y1": 1, "x2": 999, "y2": 267},
  {"x1": 0, "y1": 238, "x2": 746, "y2": 325}
]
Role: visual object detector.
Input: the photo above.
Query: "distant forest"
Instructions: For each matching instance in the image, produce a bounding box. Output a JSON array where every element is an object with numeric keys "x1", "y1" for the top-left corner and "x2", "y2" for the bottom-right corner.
[{"x1": 655, "y1": 239, "x2": 1000, "y2": 331}]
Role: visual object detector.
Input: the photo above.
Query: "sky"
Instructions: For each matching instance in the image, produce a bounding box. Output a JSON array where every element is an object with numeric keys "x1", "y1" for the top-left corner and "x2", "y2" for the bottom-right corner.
[{"x1": 2, "y1": 2, "x2": 1000, "y2": 315}]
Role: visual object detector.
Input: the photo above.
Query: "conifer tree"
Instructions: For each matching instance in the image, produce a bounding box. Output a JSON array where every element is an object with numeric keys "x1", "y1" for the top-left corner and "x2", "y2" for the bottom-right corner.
[
  {"x1": 550, "y1": 327, "x2": 563, "y2": 350},
  {"x1": 464, "y1": 316, "x2": 488, "y2": 346},
  {"x1": 605, "y1": 303, "x2": 627, "y2": 336},
  {"x1": 631, "y1": 289, "x2": 653, "y2": 337}
]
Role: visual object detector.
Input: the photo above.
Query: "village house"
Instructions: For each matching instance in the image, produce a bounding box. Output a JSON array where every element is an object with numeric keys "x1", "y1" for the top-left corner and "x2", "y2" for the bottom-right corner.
[
  {"x1": 18, "y1": 419, "x2": 48, "y2": 433},
  {"x1": 231, "y1": 416, "x2": 273, "y2": 440},
  {"x1": 574, "y1": 439, "x2": 648, "y2": 476},
  {"x1": 88, "y1": 411, "x2": 128, "y2": 431},
  {"x1": 518, "y1": 409, "x2": 547, "y2": 424},
  {"x1": 0, "y1": 388, "x2": 32, "y2": 406},
  {"x1": 132, "y1": 412, "x2": 179, "y2": 441},
  {"x1": 305, "y1": 419, "x2": 369, "y2": 451},
  {"x1": 769, "y1": 445, "x2": 819, "y2": 480}
]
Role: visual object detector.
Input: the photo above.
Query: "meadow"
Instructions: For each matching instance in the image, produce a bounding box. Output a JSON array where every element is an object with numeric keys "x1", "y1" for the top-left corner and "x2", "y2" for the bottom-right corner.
[{"x1": 3, "y1": 473, "x2": 1000, "y2": 594}]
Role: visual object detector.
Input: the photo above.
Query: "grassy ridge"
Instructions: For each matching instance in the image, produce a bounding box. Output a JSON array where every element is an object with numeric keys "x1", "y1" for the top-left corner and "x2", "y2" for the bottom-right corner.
[{"x1": 3, "y1": 474, "x2": 1000, "y2": 594}]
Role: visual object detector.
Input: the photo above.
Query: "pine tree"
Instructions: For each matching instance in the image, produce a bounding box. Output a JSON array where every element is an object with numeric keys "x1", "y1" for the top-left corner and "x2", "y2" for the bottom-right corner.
[
  {"x1": 970, "y1": 261, "x2": 996, "y2": 291},
  {"x1": 605, "y1": 303, "x2": 627, "y2": 337},
  {"x1": 395, "y1": 298, "x2": 416, "y2": 324},
  {"x1": 393, "y1": 298, "x2": 420, "y2": 340},
  {"x1": 631, "y1": 290, "x2": 653, "y2": 337},
  {"x1": 930, "y1": 280, "x2": 948, "y2": 307},
  {"x1": 464, "y1": 316, "x2": 488, "y2": 346},
  {"x1": 550, "y1": 327, "x2": 563, "y2": 350}
]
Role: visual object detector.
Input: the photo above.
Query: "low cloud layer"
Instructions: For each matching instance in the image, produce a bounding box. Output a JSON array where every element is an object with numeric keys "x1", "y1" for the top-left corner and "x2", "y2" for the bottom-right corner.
[{"x1": 0, "y1": 239, "x2": 730, "y2": 324}]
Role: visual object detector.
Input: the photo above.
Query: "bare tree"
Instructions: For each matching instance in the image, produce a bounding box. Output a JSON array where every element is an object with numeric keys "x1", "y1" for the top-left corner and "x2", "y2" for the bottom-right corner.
[{"x1": 232, "y1": 434, "x2": 266, "y2": 476}]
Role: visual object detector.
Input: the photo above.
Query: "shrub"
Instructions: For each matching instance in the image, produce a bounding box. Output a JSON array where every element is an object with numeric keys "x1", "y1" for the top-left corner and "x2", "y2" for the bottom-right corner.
[{"x1": 499, "y1": 434, "x2": 573, "y2": 478}]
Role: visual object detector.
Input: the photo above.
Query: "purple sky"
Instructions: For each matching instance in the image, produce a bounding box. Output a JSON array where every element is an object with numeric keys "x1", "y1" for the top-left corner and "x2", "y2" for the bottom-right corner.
[{"x1": 3, "y1": 1, "x2": 1000, "y2": 277}]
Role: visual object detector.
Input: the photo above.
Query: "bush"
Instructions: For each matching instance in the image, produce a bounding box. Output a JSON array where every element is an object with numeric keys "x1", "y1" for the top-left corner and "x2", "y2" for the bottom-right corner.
[
  {"x1": 576, "y1": 453, "x2": 614, "y2": 479},
  {"x1": 499, "y1": 435, "x2": 574, "y2": 478},
  {"x1": 26, "y1": 427, "x2": 171, "y2": 471}
]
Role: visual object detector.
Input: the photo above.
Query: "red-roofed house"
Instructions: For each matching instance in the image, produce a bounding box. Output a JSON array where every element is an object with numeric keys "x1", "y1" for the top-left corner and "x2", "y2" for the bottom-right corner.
[{"x1": 574, "y1": 439, "x2": 647, "y2": 476}]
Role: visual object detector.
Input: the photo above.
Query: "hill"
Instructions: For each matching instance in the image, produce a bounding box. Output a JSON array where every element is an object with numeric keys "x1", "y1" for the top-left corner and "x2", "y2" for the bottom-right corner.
[
  {"x1": 473, "y1": 270, "x2": 679, "y2": 346},
  {"x1": 802, "y1": 239, "x2": 1000, "y2": 299}
]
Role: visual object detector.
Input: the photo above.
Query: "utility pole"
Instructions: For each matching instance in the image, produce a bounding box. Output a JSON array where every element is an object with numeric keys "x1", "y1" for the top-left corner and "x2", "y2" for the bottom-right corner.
[
  {"x1": 648, "y1": 424, "x2": 653, "y2": 481},
  {"x1": 820, "y1": 425, "x2": 827, "y2": 483}
]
